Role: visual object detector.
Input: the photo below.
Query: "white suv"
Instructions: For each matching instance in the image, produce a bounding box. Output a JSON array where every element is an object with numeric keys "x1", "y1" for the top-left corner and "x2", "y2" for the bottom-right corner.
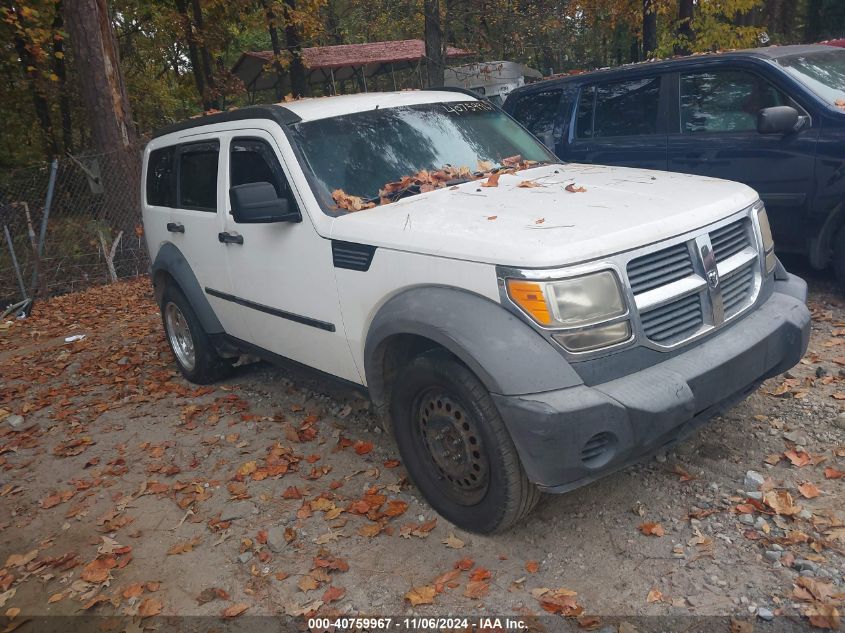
[{"x1": 142, "y1": 90, "x2": 810, "y2": 533}]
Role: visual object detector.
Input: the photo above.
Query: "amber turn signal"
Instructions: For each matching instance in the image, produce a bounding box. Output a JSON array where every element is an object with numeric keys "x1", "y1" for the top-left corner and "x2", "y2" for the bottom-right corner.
[{"x1": 506, "y1": 280, "x2": 552, "y2": 325}]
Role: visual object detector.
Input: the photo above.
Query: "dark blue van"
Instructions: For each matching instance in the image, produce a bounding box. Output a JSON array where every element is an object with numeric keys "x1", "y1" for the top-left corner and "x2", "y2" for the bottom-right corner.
[{"x1": 504, "y1": 45, "x2": 845, "y2": 280}]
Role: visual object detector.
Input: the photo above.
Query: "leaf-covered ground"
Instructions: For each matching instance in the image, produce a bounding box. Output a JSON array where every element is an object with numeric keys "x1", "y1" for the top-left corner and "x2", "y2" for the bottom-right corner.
[{"x1": 0, "y1": 273, "x2": 843, "y2": 631}]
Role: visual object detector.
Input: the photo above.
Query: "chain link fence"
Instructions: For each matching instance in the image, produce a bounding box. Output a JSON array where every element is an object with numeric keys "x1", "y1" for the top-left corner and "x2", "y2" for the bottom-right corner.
[{"x1": 0, "y1": 145, "x2": 149, "y2": 310}]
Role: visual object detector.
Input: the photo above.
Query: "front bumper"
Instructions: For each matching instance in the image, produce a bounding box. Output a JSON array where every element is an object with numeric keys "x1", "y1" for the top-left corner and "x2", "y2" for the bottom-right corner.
[{"x1": 492, "y1": 273, "x2": 810, "y2": 493}]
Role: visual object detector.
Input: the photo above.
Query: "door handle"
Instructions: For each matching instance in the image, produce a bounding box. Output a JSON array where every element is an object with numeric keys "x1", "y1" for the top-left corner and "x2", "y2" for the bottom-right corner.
[
  {"x1": 166, "y1": 222, "x2": 184, "y2": 233},
  {"x1": 218, "y1": 231, "x2": 243, "y2": 245}
]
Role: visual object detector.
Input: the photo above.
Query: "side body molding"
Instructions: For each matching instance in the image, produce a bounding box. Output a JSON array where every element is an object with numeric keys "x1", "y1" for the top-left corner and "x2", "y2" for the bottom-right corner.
[
  {"x1": 364, "y1": 286, "x2": 584, "y2": 406},
  {"x1": 151, "y1": 242, "x2": 224, "y2": 334}
]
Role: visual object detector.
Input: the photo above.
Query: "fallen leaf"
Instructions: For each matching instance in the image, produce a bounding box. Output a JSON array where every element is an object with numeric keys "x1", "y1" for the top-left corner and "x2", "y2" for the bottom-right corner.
[
  {"x1": 798, "y1": 482, "x2": 821, "y2": 499},
  {"x1": 824, "y1": 467, "x2": 844, "y2": 480},
  {"x1": 442, "y1": 533, "x2": 464, "y2": 549},
  {"x1": 138, "y1": 598, "x2": 162, "y2": 618},
  {"x1": 222, "y1": 603, "x2": 249, "y2": 618},
  {"x1": 565, "y1": 183, "x2": 587, "y2": 193},
  {"x1": 525, "y1": 560, "x2": 539, "y2": 574},
  {"x1": 764, "y1": 490, "x2": 801, "y2": 516},
  {"x1": 354, "y1": 441, "x2": 373, "y2": 455},
  {"x1": 405, "y1": 585, "x2": 437, "y2": 606},
  {"x1": 322, "y1": 586, "x2": 345, "y2": 603},
  {"x1": 518, "y1": 180, "x2": 542, "y2": 188},
  {"x1": 122, "y1": 583, "x2": 144, "y2": 599},
  {"x1": 167, "y1": 535, "x2": 201, "y2": 555},
  {"x1": 464, "y1": 580, "x2": 489, "y2": 599},
  {"x1": 454, "y1": 558, "x2": 474, "y2": 571},
  {"x1": 647, "y1": 588, "x2": 663, "y2": 603},
  {"x1": 639, "y1": 522, "x2": 665, "y2": 537}
]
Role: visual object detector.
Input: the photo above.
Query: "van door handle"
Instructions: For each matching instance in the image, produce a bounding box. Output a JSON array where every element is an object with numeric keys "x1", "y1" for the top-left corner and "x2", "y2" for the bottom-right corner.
[
  {"x1": 166, "y1": 222, "x2": 184, "y2": 233},
  {"x1": 218, "y1": 231, "x2": 243, "y2": 245}
]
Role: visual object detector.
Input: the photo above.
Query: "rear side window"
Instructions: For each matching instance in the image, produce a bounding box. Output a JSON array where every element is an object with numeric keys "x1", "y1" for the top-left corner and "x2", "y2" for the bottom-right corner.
[
  {"x1": 681, "y1": 70, "x2": 787, "y2": 134},
  {"x1": 178, "y1": 141, "x2": 219, "y2": 211},
  {"x1": 509, "y1": 90, "x2": 562, "y2": 144},
  {"x1": 146, "y1": 147, "x2": 175, "y2": 207},
  {"x1": 593, "y1": 77, "x2": 661, "y2": 137},
  {"x1": 230, "y1": 138, "x2": 291, "y2": 200}
]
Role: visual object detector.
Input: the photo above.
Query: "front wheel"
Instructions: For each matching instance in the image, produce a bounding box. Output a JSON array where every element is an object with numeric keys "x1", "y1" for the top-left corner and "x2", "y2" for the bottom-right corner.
[
  {"x1": 160, "y1": 284, "x2": 232, "y2": 384},
  {"x1": 389, "y1": 350, "x2": 540, "y2": 533}
]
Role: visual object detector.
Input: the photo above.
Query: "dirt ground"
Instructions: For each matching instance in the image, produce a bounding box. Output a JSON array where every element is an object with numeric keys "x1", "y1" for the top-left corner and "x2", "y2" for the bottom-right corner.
[{"x1": 0, "y1": 263, "x2": 843, "y2": 633}]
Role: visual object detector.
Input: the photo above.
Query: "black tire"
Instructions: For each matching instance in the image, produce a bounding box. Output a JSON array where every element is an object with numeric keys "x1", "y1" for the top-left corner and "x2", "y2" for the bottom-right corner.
[
  {"x1": 160, "y1": 284, "x2": 232, "y2": 384},
  {"x1": 834, "y1": 227, "x2": 845, "y2": 287},
  {"x1": 389, "y1": 349, "x2": 540, "y2": 533}
]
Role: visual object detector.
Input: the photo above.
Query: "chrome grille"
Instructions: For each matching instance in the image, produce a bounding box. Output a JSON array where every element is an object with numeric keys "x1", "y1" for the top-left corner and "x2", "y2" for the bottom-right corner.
[
  {"x1": 641, "y1": 294, "x2": 703, "y2": 345},
  {"x1": 710, "y1": 219, "x2": 749, "y2": 262},
  {"x1": 722, "y1": 262, "x2": 755, "y2": 317},
  {"x1": 627, "y1": 243, "x2": 694, "y2": 295}
]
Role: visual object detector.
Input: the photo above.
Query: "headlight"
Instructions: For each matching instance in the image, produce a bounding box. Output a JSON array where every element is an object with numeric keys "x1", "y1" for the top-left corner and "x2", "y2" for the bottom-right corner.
[
  {"x1": 756, "y1": 203, "x2": 776, "y2": 274},
  {"x1": 506, "y1": 270, "x2": 631, "y2": 352}
]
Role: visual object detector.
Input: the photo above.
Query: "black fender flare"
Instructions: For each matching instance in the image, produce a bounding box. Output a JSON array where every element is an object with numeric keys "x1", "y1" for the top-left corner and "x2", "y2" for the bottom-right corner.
[
  {"x1": 151, "y1": 242, "x2": 224, "y2": 334},
  {"x1": 363, "y1": 286, "x2": 583, "y2": 406}
]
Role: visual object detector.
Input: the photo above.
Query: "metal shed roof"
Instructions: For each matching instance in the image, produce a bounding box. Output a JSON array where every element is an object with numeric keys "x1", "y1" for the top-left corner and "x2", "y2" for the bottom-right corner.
[{"x1": 232, "y1": 39, "x2": 472, "y2": 94}]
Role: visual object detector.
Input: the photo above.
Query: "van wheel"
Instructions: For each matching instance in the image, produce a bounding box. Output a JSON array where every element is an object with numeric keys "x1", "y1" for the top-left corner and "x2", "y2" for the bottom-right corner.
[
  {"x1": 389, "y1": 350, "x2": 540, "y2": 533},
  {"x1": 161, "y1": 284, "x2": 232, "y2": 385}
]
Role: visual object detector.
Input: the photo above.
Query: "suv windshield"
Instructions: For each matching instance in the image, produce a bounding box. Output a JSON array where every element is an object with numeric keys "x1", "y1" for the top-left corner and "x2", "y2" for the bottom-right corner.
[
  {"x1": 778, "y1": 49, "x2": 845, "y2": 108},
  {"x1": 290, "y1": 101, "x2": 556, "y2": 213}
]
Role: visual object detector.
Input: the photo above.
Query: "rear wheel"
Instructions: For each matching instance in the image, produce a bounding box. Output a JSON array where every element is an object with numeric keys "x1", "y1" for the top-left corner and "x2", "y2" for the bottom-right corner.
[
  {"x1": 161, "y1": 284, "x2": 232, "y2": 384},
  {"x1": 389, "y1": 350, "x2": 540, "y2": 533}
]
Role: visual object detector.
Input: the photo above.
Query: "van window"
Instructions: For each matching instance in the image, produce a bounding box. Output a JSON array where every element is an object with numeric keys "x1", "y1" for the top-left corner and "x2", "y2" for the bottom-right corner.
[
  {"x1": 681, "y1": 70, "x2": 787, "y2": 134},
  {"x1": 146, "y1": 147, "x2": 175, "y2": 207},
  {"x1": 230, "y1": 138, "x2": 290, "y2": 200},
  {"x1": 509, "y1": 90, "x2": 562, "y2": 144},
  {"x1": 593, "y1": 77, "x2": 661, "y2": 137},
  {"x1": 178, "y1": 141, "x2": 219, "y2": 211},
  {"x1": 575, "y1": 86, "x2": 596, "y2": 138}
]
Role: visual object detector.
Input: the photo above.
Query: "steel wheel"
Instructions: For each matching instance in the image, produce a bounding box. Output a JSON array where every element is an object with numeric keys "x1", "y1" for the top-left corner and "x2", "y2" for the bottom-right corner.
[
  {"x1": 164, "y1": 301, "x2": 196, "y2": 372},
  {"x1": 414, "y1": 389, "x2": 490, "y2": 506}
]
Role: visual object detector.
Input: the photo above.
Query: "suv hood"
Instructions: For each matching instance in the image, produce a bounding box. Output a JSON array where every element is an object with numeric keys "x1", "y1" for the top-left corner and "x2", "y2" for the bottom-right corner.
[{"x1": 328, "y1": 163, "x2": 759, "y2": 269}]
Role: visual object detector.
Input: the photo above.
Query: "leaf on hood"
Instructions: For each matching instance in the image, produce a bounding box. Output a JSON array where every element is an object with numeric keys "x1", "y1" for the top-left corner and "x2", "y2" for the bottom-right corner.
[
  {"x1": 518, "y1": 180, "x2": 542, "y2": 188},
  {"x1": 404, "y1": 584, "x2": 437, "y2": 606},
  {"x1": 481, "y1": 172, "x2": 501, "y2": 188},
  {"x1": 332, "y1": 189, "x2": 375, "y2": 212},
  {"x1": 565, "y1": 183, "x2": 587, "y2": 193}
]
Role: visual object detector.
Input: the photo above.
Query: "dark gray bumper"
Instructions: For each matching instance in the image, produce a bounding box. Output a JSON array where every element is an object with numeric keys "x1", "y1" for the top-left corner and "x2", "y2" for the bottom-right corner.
[{"x1": 492, "y1": 273, "x2": 811, "y2": 493}]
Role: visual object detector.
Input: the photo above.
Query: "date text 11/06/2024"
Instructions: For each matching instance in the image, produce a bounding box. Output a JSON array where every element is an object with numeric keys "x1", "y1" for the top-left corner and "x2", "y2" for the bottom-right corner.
[{"x1": 307, "y1": 617, "x2": 530, "y2": 630}]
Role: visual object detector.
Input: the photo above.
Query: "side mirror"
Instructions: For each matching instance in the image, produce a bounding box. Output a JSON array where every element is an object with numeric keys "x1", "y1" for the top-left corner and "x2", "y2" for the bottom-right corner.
[
  {"x1": 229, "y1": 182, "x2": 301, "y2": 224},
  {"x1": 757, "y1": 106, "x2": 802, "y2": 135}
]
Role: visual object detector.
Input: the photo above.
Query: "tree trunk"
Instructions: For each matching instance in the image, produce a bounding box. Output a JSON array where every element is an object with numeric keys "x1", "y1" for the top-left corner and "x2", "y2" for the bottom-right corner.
[
  {"x1": 805, "y1": 0, "x2": 823, "y2": 42},
  {"x1": 262, "y1": 0, "x2": 286, "y2": 100},
  {"x1": 675, "y1": 0, "x2": 694, "y2": 55},
  {"x1": 13, "y1": 33, "x2": 57, "y2": 158},
  {"x1": 424, "y1": 0, "x2": 444, "y2": 88},
  {"x1": 642, "y1": 0, "x2": 657, "y2": 58},
  {"x1": 63, "y1": 0, "x2": 139, "y2": 238},
  {"x1": 52, "y1": 1, "x2": 73, "y2": 153},
  {"x1": 283, "y1": 0, "x2": 307, "y2": 97},
  {"x1": 174, "y1": 0, "x2": 208, "y2": 109},
  {"x1": 190, "y1": 0, "x2": 219, "y2": 109}
]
